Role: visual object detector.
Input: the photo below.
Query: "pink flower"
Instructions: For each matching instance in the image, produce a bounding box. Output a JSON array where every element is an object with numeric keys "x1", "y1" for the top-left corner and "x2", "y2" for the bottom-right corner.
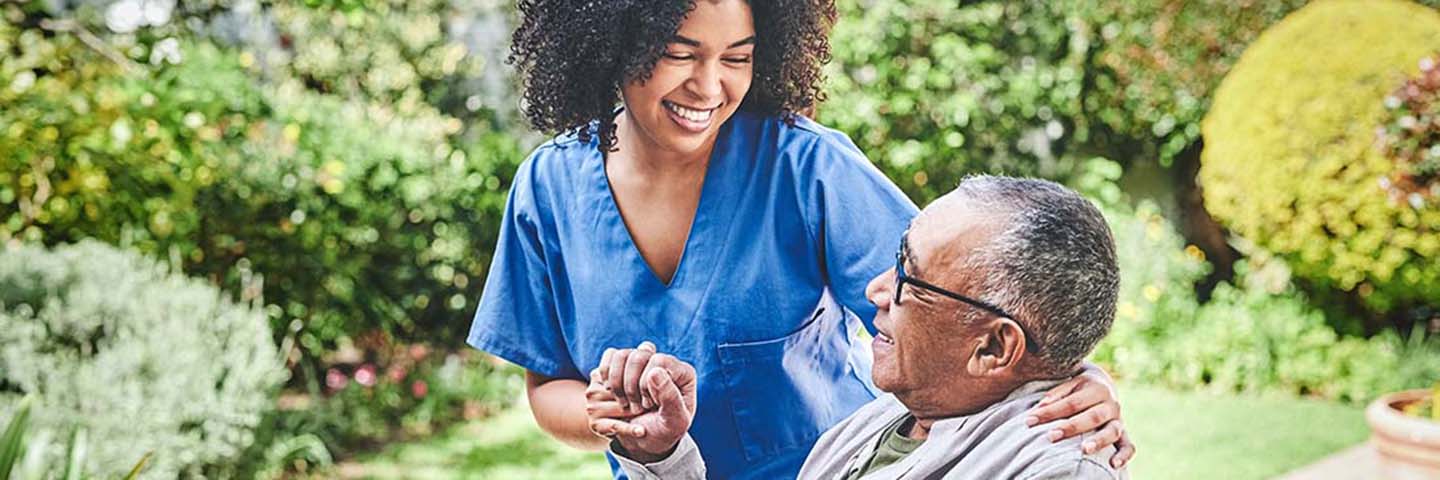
[
  {"x1": 387, "y1": 365, "x2": 408, "y2": 383},
  {"x1": 408, "y1": 344, "x2": 430, "y2": 361},
  {"x1": 411, "y1": 380, "x2": 429, "y2": 398},
  {"x1": 354, "y1": 364, "x2": 377, "y2": 387},
  {"x1": 325, "y1": 368, "x2": 349, "y2": 391}
]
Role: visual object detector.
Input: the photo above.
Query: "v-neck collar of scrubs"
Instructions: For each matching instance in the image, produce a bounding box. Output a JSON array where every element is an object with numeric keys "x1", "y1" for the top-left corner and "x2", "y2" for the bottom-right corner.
[{"x1": 590, "y1": 118, "x2": 739, "y2": 290}]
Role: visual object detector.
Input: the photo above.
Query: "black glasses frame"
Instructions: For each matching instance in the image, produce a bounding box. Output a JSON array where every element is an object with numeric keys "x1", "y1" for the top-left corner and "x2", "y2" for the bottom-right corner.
[{"x1": 894, "y1": 234, "x2": 1040, "y2": 353}]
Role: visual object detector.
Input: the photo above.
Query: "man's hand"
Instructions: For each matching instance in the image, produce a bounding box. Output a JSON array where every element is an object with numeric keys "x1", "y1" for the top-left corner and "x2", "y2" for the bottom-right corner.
[
  {"x1": 1025, "y1": 368, "x2": 1135, "y2": 468},
  {"x1": 588, "y1": 344, "x2": 698, "y2": 463}
]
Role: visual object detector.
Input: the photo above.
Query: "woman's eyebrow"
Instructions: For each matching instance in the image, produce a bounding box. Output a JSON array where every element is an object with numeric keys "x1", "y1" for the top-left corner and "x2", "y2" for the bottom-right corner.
[{"x1": 669, "y1": 35, "x2": 757, "y2": 49}]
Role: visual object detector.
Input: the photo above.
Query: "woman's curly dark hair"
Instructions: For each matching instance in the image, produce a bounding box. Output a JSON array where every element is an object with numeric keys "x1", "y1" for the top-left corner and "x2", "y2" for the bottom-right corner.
[{"x1": 508, "y1": 0, "x2": 837, "y2": 152}]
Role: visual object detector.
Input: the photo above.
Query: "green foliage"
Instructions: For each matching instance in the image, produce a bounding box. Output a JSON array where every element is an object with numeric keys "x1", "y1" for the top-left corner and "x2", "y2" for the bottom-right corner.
[
  {"x1": 1093, "y1": 192, "x2": 1440, "y2": 403},
  {"x1": 0, "y1": 241, "x2": 285, "y2": 478},
  {"x1": 260, "y1": 347, "x2": 522, "y2": 466},
  {"x1": 1200, "y1": 0, "x2": 1440, "y2": 315},
  {"x1": 1, "y1": 398, "x2": 28, "y2": 479},
  {"x1": 260, "y1": 0, "x2": 514, "y2": 126},
  {"x1": 822, "y1": 0, "x2": 1092, "y2": 203},
  {"x1": 1080, "y1": 0, "x2": 1307, "y2": 164},
  {"x1": 0, "y1": 18, "x2": 527, "y2": 358}
]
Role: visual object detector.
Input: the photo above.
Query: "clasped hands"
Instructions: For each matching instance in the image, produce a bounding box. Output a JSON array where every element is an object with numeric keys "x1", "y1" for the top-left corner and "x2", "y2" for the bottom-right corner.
[{"x1": 586, "y1": 341, "x2": 698, "y2": 464}]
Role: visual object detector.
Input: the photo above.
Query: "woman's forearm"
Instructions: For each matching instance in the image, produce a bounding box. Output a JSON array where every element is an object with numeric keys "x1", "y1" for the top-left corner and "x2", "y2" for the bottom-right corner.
[{"x1": 525, "y1": 370, "x2": 610, "y2": 450}]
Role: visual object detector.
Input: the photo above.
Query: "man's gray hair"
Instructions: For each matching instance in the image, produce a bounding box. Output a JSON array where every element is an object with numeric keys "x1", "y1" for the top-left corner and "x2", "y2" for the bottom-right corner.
[{"x1": 953, "y1": 175, "x2": 1119, "y2": 375}]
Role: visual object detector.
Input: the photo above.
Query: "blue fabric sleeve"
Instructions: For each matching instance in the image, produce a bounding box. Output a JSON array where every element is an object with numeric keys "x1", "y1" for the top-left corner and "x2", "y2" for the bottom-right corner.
[
  {"x1": 467, "y1": 155, "x2": 582, "y2": 380},
  {"x1": 796, "y1": 130, "x2": 919, "y2": 334}
]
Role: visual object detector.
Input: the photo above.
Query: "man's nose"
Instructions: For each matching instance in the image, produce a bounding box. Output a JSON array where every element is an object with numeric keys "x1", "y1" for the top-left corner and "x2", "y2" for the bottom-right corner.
[{"x1": 865, "y1": 268, "x2": 895, "y2": 311}]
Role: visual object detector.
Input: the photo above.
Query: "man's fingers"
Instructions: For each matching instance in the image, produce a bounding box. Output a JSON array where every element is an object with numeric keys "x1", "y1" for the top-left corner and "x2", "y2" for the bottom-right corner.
[
  {"x1": 645, "y1": 367, "x2": 690, "y2": 425},
  {"x1": 590, "y1": 418, "x2": 645, "y2": 438},
  {"x1": 624, "y1": 346, "x2": 655, "y2": 411},
  {"x1": 1111, "y1": 431, "x2": 1136, "y2": 468},
  {"x1": 1082, "y1": 420, "x2": 1124, "y2": 454},
  {"x1": 606, "y1": 349, "x2": 632, "y2": 408},
  {"x1": 599, "y1": 348, "x2": 616, "y2": 384}
]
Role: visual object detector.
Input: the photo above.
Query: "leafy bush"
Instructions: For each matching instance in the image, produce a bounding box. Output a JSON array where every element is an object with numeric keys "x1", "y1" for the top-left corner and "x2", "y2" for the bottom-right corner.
[
  {"x1": 1091, "y1": 179, "x2": 1440, "y2": 404},
  {"x1": 1378, "y1": 52, "x2": 1440, "y2": 205},
  {"x1": 0, "y1": 20, "x2": 527, "y2": 359},
  {"x1": 1078, "y1": 0, "x2": 1308, "y2": 164},
  {"x1": 0, "y1": 241, "x2": 286, "y2": 478},
  {"x1": 1, "y1": 398, "x2": 155, "y2": 480},
  {"x1": 262, "y1": 341, "x2": 521, "y2": 463},
  {"x1": 822, "y1": 0, "x2": 1092, "y2": 202},
  {"x1": 1200, "y1": 0, "x2": 1440, "y2": 315}
]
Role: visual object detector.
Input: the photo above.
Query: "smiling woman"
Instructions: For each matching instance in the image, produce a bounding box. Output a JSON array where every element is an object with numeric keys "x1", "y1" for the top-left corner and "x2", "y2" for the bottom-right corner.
[{"x1": 468, "y1": 0, "x2": 1135, "y2": 479}]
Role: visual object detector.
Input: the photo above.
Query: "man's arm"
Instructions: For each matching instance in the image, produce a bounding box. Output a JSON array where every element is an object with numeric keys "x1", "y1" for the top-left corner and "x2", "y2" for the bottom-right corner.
[
  {"x1": 610, "y1": 433, "x2": 707, "y2": 480},
  {"x1": 1021, "y1": 457, "x2": 1123, "y2": 480}
]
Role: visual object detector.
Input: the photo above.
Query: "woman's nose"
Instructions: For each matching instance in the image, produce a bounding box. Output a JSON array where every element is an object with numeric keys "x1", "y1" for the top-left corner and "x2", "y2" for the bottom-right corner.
[{"x1": 686, "y1": 60, "x2": 723, "y2": 100}]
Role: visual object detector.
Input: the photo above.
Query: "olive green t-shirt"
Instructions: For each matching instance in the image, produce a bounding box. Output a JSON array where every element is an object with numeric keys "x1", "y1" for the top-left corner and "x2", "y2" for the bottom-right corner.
[{"x1": 842, "y1": 414, "x2": 925, "y2": 479}]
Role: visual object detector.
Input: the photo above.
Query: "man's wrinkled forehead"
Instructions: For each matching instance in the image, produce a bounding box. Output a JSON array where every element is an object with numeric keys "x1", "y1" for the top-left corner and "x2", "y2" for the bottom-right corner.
[{"x1": 906, "y1": 193, "x2": 1003, "y2": 276}]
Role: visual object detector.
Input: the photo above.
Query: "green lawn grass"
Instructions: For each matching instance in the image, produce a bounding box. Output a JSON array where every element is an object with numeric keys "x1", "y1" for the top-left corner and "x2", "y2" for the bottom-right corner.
[
  {"x1": 1121, "y1": 386, "x2": 1368, "y2": 479},
  {"x1": 336, "y1": 384, "x2": 1369, "y2": 479}
]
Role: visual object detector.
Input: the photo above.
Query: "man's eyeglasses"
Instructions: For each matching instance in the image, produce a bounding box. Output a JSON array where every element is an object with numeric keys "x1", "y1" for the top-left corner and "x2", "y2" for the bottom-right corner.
[{"x1": 894, "y1": 234, "x2": 1040, "y2": 353}]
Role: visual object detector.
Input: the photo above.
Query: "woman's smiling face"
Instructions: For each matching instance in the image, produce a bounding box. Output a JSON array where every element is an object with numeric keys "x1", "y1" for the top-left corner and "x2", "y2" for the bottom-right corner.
[{"x1": 619, "y1": 0, "x2": 755, "y2": 157}]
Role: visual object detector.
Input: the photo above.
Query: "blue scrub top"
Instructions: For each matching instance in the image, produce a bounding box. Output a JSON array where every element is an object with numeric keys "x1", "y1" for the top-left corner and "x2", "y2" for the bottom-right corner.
[{"x1": 468, "y1": 111, "x2": 918, "y2": 479}]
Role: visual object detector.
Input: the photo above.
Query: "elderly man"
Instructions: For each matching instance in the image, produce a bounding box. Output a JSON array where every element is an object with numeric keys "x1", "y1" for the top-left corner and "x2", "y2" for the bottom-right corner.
[{"x1": 591, "y1": 176, "x2": 1125, "y2": 479}]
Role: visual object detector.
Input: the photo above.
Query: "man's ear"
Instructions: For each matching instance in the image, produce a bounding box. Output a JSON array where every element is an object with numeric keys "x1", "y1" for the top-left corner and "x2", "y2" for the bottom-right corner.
[{"x1": 965, "y1": 319, "x2": 1027, "y2": 376}]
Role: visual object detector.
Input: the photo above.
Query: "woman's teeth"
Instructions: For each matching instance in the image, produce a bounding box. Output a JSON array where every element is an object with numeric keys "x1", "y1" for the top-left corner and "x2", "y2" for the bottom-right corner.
[
  {"x1": 876, "y1": 332, "x2": 894, "y2": 345},
  {"x1": 665, "y1": 101, "x2": 714, "y2": 122}
]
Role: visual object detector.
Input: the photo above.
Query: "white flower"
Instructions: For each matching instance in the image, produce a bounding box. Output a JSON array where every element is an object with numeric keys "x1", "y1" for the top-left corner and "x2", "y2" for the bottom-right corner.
[
  {"x1": 1422, "y1": 57, "x2": 1437, "y2": 72},
  {"x1": 142, "y1": 0, "x2": 175, "y2": 26},
  {"x1": 1399, "y1": 116, "x2": 1418, "y2": 130},
  {"x1": 106, "y1": 0, "x2": 175, "y2": 34},
  {"x1": 1384, "y1": 96, "x2": 1403, "y2": 110},
  {"x1": 182, "y1": 111, "x2": 205, "y2": 129},
  {"x1": 9, "y1": 70, "x2": 35, "y2": 94},
  {"x1": 150, "y1": 37, "x2": 183, "y2": 65},
  {"x1": 106, "y1": 0, "x2": 144, "y2": 33},
  {"x1": 1045, "y1": 120, "x2": 1065, "y2": 140}
]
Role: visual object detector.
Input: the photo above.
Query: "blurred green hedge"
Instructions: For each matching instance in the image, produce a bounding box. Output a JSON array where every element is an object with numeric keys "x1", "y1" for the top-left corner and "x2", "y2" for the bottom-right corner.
[
  {"x1": 0, "y1": 241, "x2": 286, "y2": 478},
  {"x1": 1200, "y1": 0, "x2": 1440, "y2": 317},
  {"x1": 0, "y1": 12, "x2": 526, "y2": 361},
  {"x1": 1082, "y1": 159, "x2": 1440, "y2": 403}
]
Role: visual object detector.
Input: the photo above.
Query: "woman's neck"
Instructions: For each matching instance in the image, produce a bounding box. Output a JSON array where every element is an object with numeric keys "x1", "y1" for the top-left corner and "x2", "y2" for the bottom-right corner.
[{"x1": 612, "y1": 110, "x2": 715, "y2": 180}]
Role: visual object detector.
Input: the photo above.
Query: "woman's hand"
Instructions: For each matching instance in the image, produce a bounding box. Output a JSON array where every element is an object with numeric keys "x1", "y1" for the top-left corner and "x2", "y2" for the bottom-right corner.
[
  {"x1": 585, "y1": 367, "x2": 641, "y2": 438},
  {"x1": 1025, "y1": 369, "x2": 1136, "y2": 469}
]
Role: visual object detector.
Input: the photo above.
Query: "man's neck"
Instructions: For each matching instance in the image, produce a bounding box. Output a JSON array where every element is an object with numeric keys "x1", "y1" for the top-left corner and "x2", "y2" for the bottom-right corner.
[{"x1": 896, "y1": 377, "x2": 1034, "y2": 440}]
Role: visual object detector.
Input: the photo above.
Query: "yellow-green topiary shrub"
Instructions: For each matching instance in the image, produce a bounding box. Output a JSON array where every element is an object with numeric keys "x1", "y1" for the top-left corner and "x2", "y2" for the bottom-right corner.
[{"x1": 1200, "y1": 0, "x2": 1440, "y2": 315}]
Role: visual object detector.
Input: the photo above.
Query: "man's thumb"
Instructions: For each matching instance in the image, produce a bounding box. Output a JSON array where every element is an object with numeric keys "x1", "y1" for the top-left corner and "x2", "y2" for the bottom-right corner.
[{"x1": 645, "y1": 368, "x2": 690, "y2": 421}]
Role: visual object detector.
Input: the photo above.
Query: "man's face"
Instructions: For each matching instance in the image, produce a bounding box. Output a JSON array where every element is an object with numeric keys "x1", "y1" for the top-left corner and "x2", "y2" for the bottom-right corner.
[{"x1": 864, "y1": 195, "x2": 998, "y2": 397}]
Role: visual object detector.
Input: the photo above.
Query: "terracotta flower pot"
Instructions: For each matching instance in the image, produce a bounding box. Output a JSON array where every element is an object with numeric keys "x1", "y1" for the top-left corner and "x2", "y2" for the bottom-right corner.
[{"x1": 1368, "y1": 389, "x2": 1440, "y2": 479}]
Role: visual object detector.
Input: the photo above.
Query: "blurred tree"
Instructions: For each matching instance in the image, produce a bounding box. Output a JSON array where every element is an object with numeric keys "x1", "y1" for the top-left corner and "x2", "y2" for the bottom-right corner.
[{"x1": 1201, "y1": 0, "x2": 1440, "y2": 333}]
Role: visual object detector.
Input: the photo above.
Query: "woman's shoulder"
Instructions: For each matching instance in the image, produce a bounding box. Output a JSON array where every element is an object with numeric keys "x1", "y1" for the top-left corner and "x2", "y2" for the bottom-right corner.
[
  {"x1": 727, "y1": 111, "x2": 869, "y2": 172},
  {"x1": 509, "y1": 129, "x2": 600, "y2": 208}
]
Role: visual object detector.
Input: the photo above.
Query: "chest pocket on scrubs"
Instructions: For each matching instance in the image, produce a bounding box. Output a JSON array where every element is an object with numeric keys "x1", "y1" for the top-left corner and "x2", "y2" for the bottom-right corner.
[{"x1": 715, "y1": 290, "x2": 877, "y2": 462}]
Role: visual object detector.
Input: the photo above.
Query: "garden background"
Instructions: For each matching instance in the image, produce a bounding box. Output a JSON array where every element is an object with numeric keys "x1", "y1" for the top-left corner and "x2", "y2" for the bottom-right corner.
[{"x1": 3, "y1": 0, "x2": 1440, "y2": 478}]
